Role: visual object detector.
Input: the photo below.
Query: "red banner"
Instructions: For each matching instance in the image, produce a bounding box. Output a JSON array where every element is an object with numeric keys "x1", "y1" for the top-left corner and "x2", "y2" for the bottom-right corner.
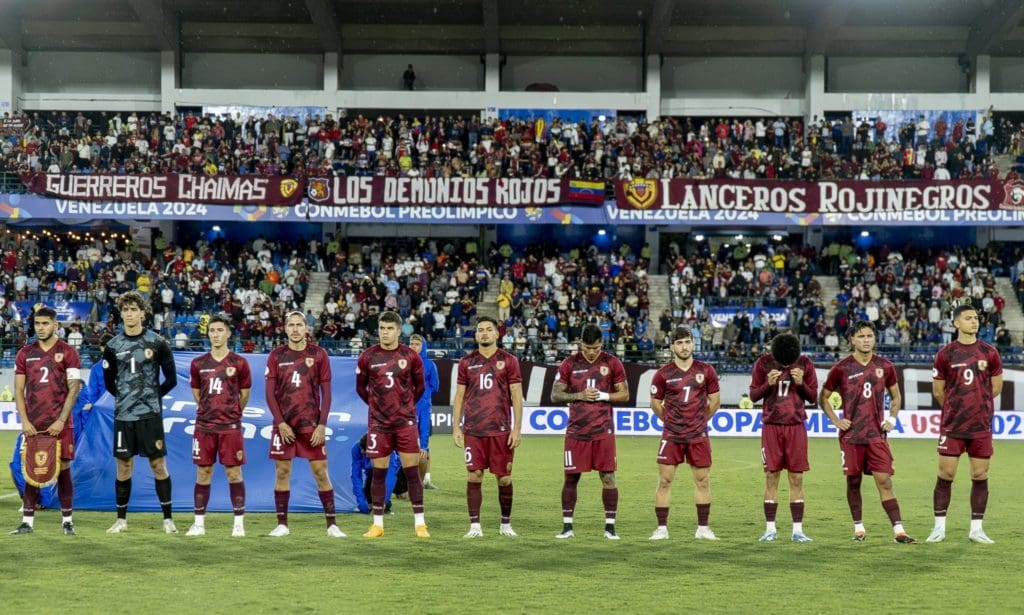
[
  {"x1": 615, "y1": 178, "x2": 1023, "y2": 214},
  {"x1": 305, "y1": 177, "x2": 604, "y2": 207},
  {"x1": 20, "y1": 173, "x2": 606, "y2": 208},
  {"x1": 21, "y1": 173, "x2": 303, "y2": 206}
]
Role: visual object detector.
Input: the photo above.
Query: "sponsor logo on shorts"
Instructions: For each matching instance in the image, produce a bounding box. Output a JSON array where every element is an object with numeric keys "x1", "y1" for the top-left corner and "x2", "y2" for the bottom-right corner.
[
  {"x1": 236, "y1": 450, "x2": 243, "y2": 461},
  {"x1": 155, "y1": 439, "x2": 164, "y2": 451}
]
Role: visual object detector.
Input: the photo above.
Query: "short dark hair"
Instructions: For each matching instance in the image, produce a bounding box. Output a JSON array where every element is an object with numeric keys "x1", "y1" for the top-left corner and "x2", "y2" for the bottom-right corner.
[
  {"x1": 117, "y1": 291, "x2": 146, "y2": 312},
  {"x1": 379, "y1": 311, "x2": 402, "y2": 326},
  {"x1": 34, "y1": 306, "x2": 57, "y2": 321},
  {"x1": 848, "y1": 320, "x2": 876, "y2": 338},
  {"x1": 581, "y1": 324, "x2": 603, "y2": 345},
  {"x1": 208, "y1": 314, "x2": 232, "y2": 330},
  {"x1": 952, "y1": 303, "x2": 977, "y2": 321},
  {"x1": 670, "y1": 327, "x2": 692, "y2": 343},
  {"x1": 770, "y1": 332, "x2": 801, "y2": 366},
  {"x1": 476, "y1": 315, "x2": 500, "y2": 330}
]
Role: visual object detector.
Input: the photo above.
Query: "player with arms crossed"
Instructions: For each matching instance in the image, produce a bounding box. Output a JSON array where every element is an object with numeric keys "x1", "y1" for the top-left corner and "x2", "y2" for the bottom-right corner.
[
  {"x1": 357, "y1": 311, "x2": 428, "y2": 539},
  {"x1": 749, "y1": 332, "x2": 816, "y2": 543},
  {"x1": 819, "y1": 321, "x2": 915, "y2": 544},
  {"x1": 11, "y1": 307, "x2": 82, "y2": 535},
  {"x1": 551, "y1": 324, "x2": 628, "y2": 540},
  {"x1": 649, "y1": 327, "x2": 721, "y2": 541},
  {"x1": 103, "y1": 292, "x2": 179, "y2": 534},
  {"x1": 186, "y1": 315, "x2": 252, "y2": 537},
  {"x1": 927, "y1": 304, "x2": 1003, "y2": 544},
  {"x1": 266, "y1": 311, "x2": 344, "y2": 538},
  {"x1": 452, "y1": 316, "x2": 524, "y2": 538}
]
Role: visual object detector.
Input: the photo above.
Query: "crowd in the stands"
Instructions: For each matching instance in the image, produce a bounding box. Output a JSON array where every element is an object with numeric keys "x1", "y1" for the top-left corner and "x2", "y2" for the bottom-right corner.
[{"x1": 1, "y1": 110, "x2": 1019, "y2": 189}]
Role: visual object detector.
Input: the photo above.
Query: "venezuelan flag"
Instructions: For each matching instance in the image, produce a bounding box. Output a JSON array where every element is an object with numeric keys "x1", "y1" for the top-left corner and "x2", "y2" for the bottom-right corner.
[{"x1": 565, "y1": 180, "x2": 606, "y2": 205}]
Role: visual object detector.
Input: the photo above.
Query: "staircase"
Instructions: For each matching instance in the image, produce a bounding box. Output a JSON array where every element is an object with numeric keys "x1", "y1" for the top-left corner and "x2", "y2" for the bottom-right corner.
[
  {"x1": 816, "y1": 275, "x2": 841, "y2": 323},
  {"x1": 646, "y1": 274, "x2": 671, "y2": 341},
  {"x1": 478, "y1": 275, "x2": 499, "y2": 317},
  {"x1": 995, "y1": 277, "x2": 1023, "y2": 344},
  {"x1": 303, "y1": 271, "x2": 332, "y2": 316}
]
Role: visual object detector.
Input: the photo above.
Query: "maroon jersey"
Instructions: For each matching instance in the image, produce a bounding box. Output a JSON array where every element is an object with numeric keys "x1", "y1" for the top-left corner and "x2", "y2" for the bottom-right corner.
[
  {"x1": 749, "y1": 354, "x2": 817, "y2": 425},
  {"x1": 933, "y1": 340, "x2": 1003, "y2": 438},
  {"x1": 356, "y1": 344, "x2": 425, "y2": 433},
  {"x1": 190, "y1": 351, "x2": 252, "y2": 433},
  {"x1": 14, "y1": 340, "x2": 81, "y2": 429},
  {"x1": 457, "y1": 348, "x2": 522, "y2": 437},
  {"x1": 266, "y1": 344, "x2": 332, "y2": 432},
  {"x1": 555, "y1": 351, "x2": 627, "y2": 441},
  {"x1": 651, "y1": 360, "x2": 720, "y2": 443},
  {"x1": 823, "y1": 355, "x2": 898, "y2": 445}
]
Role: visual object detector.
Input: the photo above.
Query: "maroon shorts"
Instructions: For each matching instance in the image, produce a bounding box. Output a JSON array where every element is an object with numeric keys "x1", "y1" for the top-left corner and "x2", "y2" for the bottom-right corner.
[
  {"x1": 56, "y1": 425, "x2": 75, "y2": 461},
  {"x1": 657, "y1": 436, "x2": 712, "y2": 468},
  {"x1": 563, "y1": 436, "x2": 616, "y2": 474},
  {"x1": 761, "y1": 423, "x2": 809, "y2": 473},
  {"x1": 938, "y1": 433, "x2": 993, "y2": 458},
  {"x1": 365, "y1": 424, "x2": 420, "y2": 459},
  {"x1": 193, "y1": 429, "x2": 246, "y2": 466},
  {"x1": 840, "y1": 439, "x2": 894, "y2": 476},
  {"x1": 268, "y1": 427, "x2": 327, "y2": 461},
  {"x1": 464, "y1": 434, "x2": 515, "y2": 476}
]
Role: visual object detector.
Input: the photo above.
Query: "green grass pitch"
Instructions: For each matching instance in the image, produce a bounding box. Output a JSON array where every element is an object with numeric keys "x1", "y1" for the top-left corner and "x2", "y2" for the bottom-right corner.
[{"x1": 3, "y1": 431, "x2": 1023, "y2": 613}]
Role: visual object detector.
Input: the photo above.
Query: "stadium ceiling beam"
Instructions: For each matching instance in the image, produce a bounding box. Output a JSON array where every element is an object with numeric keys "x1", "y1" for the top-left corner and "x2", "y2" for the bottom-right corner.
[
  {"x1": 965, "y1": 0, "x2": 1024, "y2": 57},
  {"x1": 126, "y1": 0, "x2": 178, "y2": 50},
  {"x1": 482, "y1": 0, "x2": 500, "y2": 54},
  {"x1": 304, "y1": 0, "x2": 342, "y2": 53},
  {"x1": 0, "y1": 0, "x2": 23, "y2": 49},
  {"x1": 804, "y1": 0, "x2": 852, "y2": 58},
  {"x1": 644, "y1": 0, "x2": 675, "y2": 56},
  {"x1": 22, "y1": 20, "x2": 154, "y2": 38}
]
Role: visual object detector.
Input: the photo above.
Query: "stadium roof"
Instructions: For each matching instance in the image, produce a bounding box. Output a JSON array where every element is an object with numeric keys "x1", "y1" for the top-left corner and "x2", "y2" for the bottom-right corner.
[{"x1": 2, "y1": 0, "x2": 1024, "y2": 58}]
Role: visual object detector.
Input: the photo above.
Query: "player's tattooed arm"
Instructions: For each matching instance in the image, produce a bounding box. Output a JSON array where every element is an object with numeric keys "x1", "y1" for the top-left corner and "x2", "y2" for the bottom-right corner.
[{"x1": 550, "y1": 380, "x2": 581, "y2": 404}]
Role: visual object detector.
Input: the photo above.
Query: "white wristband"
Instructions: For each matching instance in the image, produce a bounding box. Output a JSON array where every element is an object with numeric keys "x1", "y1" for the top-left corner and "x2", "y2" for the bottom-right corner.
[
  {"x1": 597, "y1": 392, "x2": 610, "y2": 402},
  {"x1": 883, "y1": 414, "x2": 898, "y2": 427}
]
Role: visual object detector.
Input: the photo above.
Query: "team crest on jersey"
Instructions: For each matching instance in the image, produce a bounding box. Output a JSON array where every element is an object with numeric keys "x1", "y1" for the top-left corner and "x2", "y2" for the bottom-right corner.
[
  {"x1": 978, "y1": 360, "x2": 988, "y2": 372},
  {"x1": 54, "y1": 353, "x2": 64, "y2": 363},
  {"x1": 496, "y1": 360, "x2": 505, "y2": 370},
  {"x1": 398, "y1": 359, "x2": 408, "y2": 370},
  {"x1": 696, "y1": 373, "x2": 705, "y2": 384},
  {"x1": 600, "y1": 366, "x2": 609, "y2": 376},
  {"x1": 144, "y1": 348, "x2": 154, "y2": 359},
  {"x1": 305, "y1": 358, "x2": 315, "y2": 368},
  {"x1": 875, "y1": 368, "x2": 883, "y2": 378},
  {"x1": 226, "y1": 366, "x2": 236, "y2": 377}
]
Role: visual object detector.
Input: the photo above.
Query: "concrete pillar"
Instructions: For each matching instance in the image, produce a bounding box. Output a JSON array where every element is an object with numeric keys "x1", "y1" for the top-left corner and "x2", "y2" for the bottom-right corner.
[
  {"x1": 0, "y1": 49, "x2": 23, "y2": 113},
  {"x1": 972, "y1": 54, "x2": 991, "y2": 95},
  {"x1": 644, "y1": 54, "x2": 661, "y2": 121},
  {"x1": 485, "y1": 52, "x2": 500, "y2": 93},
  {"x1": 159, "y1": 50, "x2": 178, "y2": 113},
  {"x1": 324, "y1": 51, "x2": 339, "y2": 91},
  {"x1": 804, "y1": 54, "x2": 826, "y2": 127}
]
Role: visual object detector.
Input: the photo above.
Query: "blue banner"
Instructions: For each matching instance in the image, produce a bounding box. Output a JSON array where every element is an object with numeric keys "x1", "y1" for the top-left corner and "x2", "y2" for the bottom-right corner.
[
  {"x1": 71, "y1": 353, "x2": 366, "y2": 513},
  {"x1": 707, "y1": 306, "x2": 790, "y2": 329},
  {"x1": 14, "y1": 300, "x2": 93, "y2": 322}
]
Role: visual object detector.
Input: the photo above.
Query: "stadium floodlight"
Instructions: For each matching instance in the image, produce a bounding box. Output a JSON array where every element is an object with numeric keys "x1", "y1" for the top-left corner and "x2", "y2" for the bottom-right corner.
[
  {"x1": 212, "y1": 225, "x2": 222, "y2": 232},
  {"x1": 735, "y1": 234, "x2": 743, "y2": 240},
  {"x1": 860, "y1": 231, "x2": 870, "y2": 237},
  {"x1": 694, "y1": 234, "x2": 705, "y2": 241},
  {"x1": 598, "y1": 229, "x2": 607, "y2": 235},
  {"x1": 772, "y1": 234, "x2": 783, "y2": 241}
]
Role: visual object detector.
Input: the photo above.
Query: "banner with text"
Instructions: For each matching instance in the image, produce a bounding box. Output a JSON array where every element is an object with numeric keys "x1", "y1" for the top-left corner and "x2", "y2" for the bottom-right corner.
[
  {"x1": 19, "y1": 174, "x2": 605, "y2": 208},
  {"x1": 707, "y1": 306, "x2": 790, "y2": 329},
  {"x1": 519, "y1": 407, "x2": 1024, "y2": 440},
  {"x1": 21, "y1": 173, "x2": 304, "y2": 206},
  {"x1": 614, "y1": 178, "x2": 1024, "y2": 226},
  {"x1": 13, "y1": 300, "x2": 93, "y2": 322}
]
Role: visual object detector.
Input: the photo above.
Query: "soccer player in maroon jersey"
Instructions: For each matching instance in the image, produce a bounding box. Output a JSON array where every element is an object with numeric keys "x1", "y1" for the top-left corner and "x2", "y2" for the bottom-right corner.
[
  {"x1": 648, "y1": 327, "x2": 721, "y2": 541},
  {"x1": 550, "y1": 324, "x2": 628, "y2": 540},
  {"x1": 186, "y1": 315, "x2": 252, "y2": 538},
  {"x1": 452, "y1": 316, "x2": 524, "y2": 538},
  {"x1": 265, "y1": 311, "x2": 345, "y2": 538},
  {"x1": 749, "y1": 332, "x2": 816, "y2": 543},
  {"x1": 10, "y1": 307, "x2": 82, "y2": 535},
  {"x1": 356, "y1": 311, "x2": 428, "y2": 539},
  {"x1": 927, "y1": 304, "x2": 1003, "y2": 544},
  {"x1": 820, "y1": 321, "x2": 915, "y2": 544}
]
